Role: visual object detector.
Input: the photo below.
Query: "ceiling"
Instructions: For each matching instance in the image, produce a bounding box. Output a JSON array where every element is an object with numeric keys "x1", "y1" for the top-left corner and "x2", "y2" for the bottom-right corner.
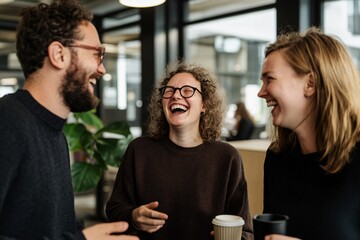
[
  {"x1": 0, "y1": 0, "x2": 126, "y2": 22},
  {"x1": 0, "y1": 0, "x2": 274, "y2": 28},
  {"x1": 0, "y1": 0, "x2": 129, "y2": 45},
  {"x1": 0, "y1": 0, "x2": 275, "y2": 50},
  {"x1": 0, "y1": 0, "x2": 274, "y2": 22},
  {"x1": 0, "y1": 0, "x2": 274, "y2": 86}
]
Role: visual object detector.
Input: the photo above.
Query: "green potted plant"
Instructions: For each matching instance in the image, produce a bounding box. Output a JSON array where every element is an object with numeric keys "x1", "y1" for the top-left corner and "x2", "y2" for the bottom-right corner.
[{"x1": 63, "y1": 110, "x2": 132, "y2": 193}]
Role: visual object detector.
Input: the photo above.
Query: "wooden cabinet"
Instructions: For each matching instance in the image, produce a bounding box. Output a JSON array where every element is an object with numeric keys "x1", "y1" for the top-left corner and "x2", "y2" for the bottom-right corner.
[{"x1": 229, "y1": 139, "x2": 270, "y2": 216}]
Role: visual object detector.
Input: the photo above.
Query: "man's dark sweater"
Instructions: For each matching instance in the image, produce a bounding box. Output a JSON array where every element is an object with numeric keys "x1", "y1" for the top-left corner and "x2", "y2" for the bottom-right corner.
[
  {"x1": 0, "y1": 90, "x2": 84, "y2": 239},
  {"x1": 106, "y1": 136, "x2": 253, "y2": 240}
]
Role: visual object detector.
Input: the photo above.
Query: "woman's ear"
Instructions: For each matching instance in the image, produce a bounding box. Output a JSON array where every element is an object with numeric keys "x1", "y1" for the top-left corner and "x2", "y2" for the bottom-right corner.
[
  {"x1": 304, "y1": 73, "x2": 316, "y2": 97},
  {"x1": 201, "y1": 103, "x2": 206, "y2": 113},
  {"x1": 48, "y1": 41, "x2": 67, "y2": 69}
]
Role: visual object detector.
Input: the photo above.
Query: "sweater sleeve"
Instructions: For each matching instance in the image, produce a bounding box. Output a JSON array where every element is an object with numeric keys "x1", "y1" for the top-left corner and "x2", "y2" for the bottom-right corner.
[
  {"x1": 73, "y1": 220, "x2": 86, "y2": 240},
  {"x1": 226, "y1": 147, "x2": 254, "y2": 240},
  {"x1": 62, "y1": 228, "x2": 86, "y2": 240},
  {"x1": 0, "y1": 117, "x2": 23, "y2": 217},
  {"x1": 106, "y1": 142, "x2": 138, "y2": 234},
  {"x1": 263, "y1": 149, "x2": 274, "y2": 213}
]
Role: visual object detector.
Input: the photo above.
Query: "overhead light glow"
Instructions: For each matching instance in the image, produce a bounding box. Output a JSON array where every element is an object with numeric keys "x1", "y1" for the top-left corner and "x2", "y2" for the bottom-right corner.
[
  {"x1": 0, "y1": 78, "x2": 17, "y2": 85},
  {"x1": 119, "y1": 0, "x2": 166, "y2": 8}
]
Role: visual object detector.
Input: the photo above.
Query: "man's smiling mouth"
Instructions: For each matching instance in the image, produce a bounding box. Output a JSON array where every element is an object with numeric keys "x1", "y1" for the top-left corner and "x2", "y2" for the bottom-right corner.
[{"x1": 89, "y1": 78, "x2": 97, "y2": 87}]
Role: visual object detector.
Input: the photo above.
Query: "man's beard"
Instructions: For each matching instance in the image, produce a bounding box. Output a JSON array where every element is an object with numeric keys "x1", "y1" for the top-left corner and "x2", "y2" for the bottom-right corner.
[{"x1": 60, "y1": 59, "x2": 100, "y2": 113}]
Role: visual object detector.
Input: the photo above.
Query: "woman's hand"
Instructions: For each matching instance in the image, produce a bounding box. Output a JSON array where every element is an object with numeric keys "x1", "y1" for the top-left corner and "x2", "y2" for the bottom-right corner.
[
  {"x1": 132, "y1": 201, "x2": 168, "y2": 233},
  {"x1": 265, "y1": 234, "x2": 301, "y2": 240}
]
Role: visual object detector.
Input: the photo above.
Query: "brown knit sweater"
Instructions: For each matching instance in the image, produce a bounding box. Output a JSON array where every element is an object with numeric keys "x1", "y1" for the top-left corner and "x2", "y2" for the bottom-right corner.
[{"x1": 106, "y1": 136, "x2": 253, "y2": 240}]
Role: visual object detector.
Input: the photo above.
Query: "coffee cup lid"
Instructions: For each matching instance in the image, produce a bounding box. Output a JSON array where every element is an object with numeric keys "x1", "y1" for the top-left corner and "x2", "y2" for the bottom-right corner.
[{"x1": 212, "y1": 214, "x2": 245, "y2": 227}]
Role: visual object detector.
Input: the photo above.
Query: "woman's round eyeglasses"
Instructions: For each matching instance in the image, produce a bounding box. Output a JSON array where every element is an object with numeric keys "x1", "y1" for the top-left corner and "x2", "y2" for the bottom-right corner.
[{"x1": 159, "y1": 85, "x2": 202, "y2": 99}]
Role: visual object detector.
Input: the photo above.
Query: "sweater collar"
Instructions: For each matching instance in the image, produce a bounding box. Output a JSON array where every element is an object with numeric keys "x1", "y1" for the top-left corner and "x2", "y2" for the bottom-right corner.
[
  {"x1": 164, "y1": 136, "x2": 208, "y2": 154},
  {"x1": 16, "y1": 89, "x2": 67, "y2": 131}
]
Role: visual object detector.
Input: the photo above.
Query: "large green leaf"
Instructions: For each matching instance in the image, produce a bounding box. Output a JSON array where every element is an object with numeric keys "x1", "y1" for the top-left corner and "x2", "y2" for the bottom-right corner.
[
  {"x1": 63, "y1": 123, "x2": 91, "y2": 151},
  {"x1": 93, "y1": 149, "x2": 108, "y2": 169},
  {"x1": 96, "y1": 138, "x2": 120, "y2": 165},
  {"x1": 74, "y1": 111, "x2": 103, "y2": 130},
  {"x1": 65, "y1": 112, "x2": 132, "y2": 193},
  {"x1": 114, "y1": 135, "x2": 133, "y2": 163},
  {"x1": 95, "y1": 136, "x2": 132, "y2": 167},
  {"x1": 71, "y1": 162, "x2": 104, "y2": 193},
  {"x1": 96, "y1": 121, "x2": 131, "y2": 137}
]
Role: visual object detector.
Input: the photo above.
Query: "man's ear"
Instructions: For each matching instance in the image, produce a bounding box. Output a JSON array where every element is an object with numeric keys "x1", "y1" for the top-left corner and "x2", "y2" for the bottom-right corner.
[
  {"x1": 48, "y1": 41, "x2": 67, "y2": 69},
  {"x1": 304, "y1": 73, "x2": 316, "y2": 97}
]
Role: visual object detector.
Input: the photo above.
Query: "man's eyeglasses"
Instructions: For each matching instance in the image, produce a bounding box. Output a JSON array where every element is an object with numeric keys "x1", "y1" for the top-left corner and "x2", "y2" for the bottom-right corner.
[
  {"x1": 67, "y1": 43, "x2": 105, "y2": 66},
  {"x1": 159, "y1": 85, "x2": 202, "y2": 99}
]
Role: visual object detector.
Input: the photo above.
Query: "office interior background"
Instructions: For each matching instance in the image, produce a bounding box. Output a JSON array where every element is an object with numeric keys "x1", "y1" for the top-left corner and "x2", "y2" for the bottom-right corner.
[
  {"x1": 1, "y1": 0, "x2": 360, "y2": 138},
  {"x1": 0, "y1": 0, "x2": 360, "y2": 221}
]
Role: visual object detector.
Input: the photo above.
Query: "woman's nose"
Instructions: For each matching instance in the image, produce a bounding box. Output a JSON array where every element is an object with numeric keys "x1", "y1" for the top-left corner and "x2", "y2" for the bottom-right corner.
[{"x1": 257, "y1": 84, "x2": 267, "y2": 98}]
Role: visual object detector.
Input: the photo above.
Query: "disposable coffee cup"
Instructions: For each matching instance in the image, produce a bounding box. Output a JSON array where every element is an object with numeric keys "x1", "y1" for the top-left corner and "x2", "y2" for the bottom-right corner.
[
  {"x1": 212, "y1": 214, "x2": 245, "y2": 240},
  {"x1": 253, "y1": 213, "x2": 289, "y2": 240}
]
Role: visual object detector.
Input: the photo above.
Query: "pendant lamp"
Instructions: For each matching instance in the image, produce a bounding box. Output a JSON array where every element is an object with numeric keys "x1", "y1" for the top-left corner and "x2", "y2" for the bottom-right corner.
[{"x1": 119, "y1": 0, "x2": 166, "y2": 8}]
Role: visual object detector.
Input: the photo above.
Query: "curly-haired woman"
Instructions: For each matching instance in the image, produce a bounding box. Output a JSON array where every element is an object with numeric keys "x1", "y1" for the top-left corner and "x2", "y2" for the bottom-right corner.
[{"x1": 106, "y1": 61, "x2": 253, "y2": 240}]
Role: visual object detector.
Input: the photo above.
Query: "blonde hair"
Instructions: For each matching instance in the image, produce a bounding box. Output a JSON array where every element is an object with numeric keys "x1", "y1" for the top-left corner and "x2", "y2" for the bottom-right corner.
[
  {"x1": 147, "y1": 60, "x2": 225, "y2": 142},
  {"x1": 266, "y1": 27, "x2": 360, "y2": 173}
]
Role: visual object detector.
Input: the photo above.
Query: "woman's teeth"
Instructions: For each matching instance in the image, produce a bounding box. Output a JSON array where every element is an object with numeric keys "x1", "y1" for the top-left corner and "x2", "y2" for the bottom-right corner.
[
  {"x1": 170, "y1": 104, "x2": 188, "y2": 113},
  {"x1": 267, "y1": 100, "x2": 277, "y2": 107}
]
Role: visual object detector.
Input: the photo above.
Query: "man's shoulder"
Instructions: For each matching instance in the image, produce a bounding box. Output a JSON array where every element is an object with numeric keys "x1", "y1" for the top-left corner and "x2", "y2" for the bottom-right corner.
[
  {"x1": 0, "y1": 92, "x2": 17, "y2": 107},
  {"x1": 0, "y1": 90, "x2": 28, "y2": 110},
  {"x1": 0, "y1": 91, "x2": 30, "y2": 120}
]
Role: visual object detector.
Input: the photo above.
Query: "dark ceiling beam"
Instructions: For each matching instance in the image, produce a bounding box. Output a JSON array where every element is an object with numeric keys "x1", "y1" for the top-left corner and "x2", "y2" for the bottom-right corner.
[{"x1": 0, "y1": 19, "x2": 17, "y2": 31}]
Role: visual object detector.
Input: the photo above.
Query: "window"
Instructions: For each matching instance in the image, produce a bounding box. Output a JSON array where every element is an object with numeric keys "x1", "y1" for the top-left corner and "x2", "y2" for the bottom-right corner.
[
  {"x1": 185, "y1": 8, "x2": 276, "y2": 138},
  {"x1": 101, "y1": 21, "x2": 142, "y2": 137},
  {"x1": 323, "y1": 0, "x2": 360, "y2": 68}
]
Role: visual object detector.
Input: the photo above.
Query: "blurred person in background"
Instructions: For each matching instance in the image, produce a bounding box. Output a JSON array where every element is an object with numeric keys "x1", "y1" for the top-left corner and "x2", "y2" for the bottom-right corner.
[{"x1": 226, "y1": 101, "x2": 255, "y2": 141}]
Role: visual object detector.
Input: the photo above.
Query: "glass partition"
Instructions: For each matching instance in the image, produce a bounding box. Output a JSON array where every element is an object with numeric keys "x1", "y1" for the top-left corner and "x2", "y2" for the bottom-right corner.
[
  {"x1": 185, "y1": 8, "x2": 276, "y2": 138},
  {"x1": 323, "y1": 0, "x2": 360, "y2": 68},
  {"x1": 188, "y1": 0, "x2": 275, "y2": 21},
  {"x1": 101, "y1": 26, "x2": 142, "y2": 137},
  {"x1": 0, "y1": 44, "x2": 22, "y2": 97}
]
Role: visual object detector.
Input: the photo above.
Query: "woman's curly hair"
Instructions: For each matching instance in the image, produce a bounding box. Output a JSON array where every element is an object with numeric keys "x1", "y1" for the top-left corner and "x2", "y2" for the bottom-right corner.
[
  {"x1": 147, "y1": 60, "x2": 225, "y2": 142},
  {"x1": 16, "y1": 0, "x2": 93, "y2": 78}
]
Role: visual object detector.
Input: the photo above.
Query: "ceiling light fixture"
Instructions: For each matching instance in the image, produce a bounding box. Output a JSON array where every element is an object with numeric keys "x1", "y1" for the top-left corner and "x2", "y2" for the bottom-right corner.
[{"x1": 119, "y1": 0, "x2": 166, "y2": 8}]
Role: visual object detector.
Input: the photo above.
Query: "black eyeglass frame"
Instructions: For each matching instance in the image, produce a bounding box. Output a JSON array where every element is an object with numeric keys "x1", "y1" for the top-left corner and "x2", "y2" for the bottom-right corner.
[
  {"x1": 159, "y1": 85, "x2": 202, "y2": 99},
  {"x1": 67, "y1": 43, "x2": 105, "y2": 65}
]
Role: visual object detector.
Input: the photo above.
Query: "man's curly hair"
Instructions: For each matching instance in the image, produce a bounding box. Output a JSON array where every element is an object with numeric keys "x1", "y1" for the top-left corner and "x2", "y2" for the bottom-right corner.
[
  {"x1": 147, "y1": 60, "x2": 225, "y2": 142},
  {"x1": 16, "y1": 0, "x2": 93, "y2": 78}
]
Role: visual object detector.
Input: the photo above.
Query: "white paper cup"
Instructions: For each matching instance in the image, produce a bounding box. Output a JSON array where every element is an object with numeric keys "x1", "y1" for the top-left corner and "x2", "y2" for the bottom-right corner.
[{"x1": 212, "y1": 214, "x2": 245, "y2": 240}]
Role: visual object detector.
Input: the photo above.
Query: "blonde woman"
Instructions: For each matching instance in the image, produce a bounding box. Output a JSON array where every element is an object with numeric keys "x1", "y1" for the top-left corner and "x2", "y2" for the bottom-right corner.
[
  {"x1": 258, "y1": 27, "x2": 360, "y2": 240},
  {"x1": 107, "y1": 61, "x2": 253, "y2": 240}
]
